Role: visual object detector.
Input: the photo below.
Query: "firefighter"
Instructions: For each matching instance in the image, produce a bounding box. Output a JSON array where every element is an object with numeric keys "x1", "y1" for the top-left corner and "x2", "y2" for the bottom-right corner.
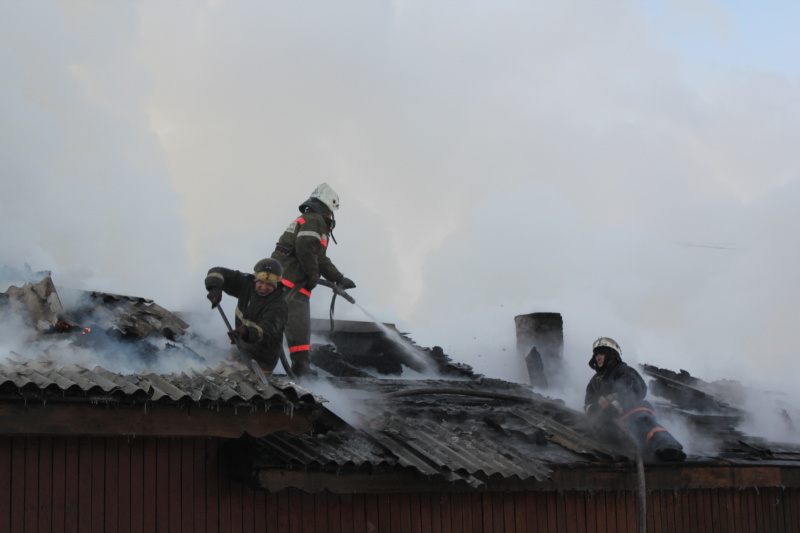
[
  {"x1": 271, "y1": 183, "x2": 356, "y2": 377},
  {"x1": 205, "y1": 258, "x2": 288, "y2": 374},
  {"x1": 585, "y1": 337, "x2": 686, "y2": 462}
]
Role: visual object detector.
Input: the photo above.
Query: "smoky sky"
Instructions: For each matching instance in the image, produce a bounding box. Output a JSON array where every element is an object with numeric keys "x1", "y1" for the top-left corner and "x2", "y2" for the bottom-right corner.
[{"x1": 2, "y1": 0, "x2": 800, "y2": 398}]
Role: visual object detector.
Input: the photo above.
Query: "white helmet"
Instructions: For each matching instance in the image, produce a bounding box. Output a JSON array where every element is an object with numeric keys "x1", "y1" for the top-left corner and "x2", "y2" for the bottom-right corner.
[
  {"x1": 592, "y1": 337, "x2": 621, "y2": 356},
  {"x1": 309, "y1": 183, "x2": 340, "y2": 211}
]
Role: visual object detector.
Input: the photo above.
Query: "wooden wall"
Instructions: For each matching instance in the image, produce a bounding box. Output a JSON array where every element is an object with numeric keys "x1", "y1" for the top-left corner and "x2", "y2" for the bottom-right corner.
[{"x1": 1, "y1": 435, "x2": 798, "y2": 533}]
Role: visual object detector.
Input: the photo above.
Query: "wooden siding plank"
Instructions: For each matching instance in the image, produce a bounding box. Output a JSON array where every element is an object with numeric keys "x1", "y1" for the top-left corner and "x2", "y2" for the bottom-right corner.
[
  {"x1": 24, "y1": 437, "x2": 39, "y2": 533},
  {"x1": 351, "y1": 493, "x2": 367, "y2": 533},
  {"x1": 563, "y1": 492, "x2": 576, "y2": 533},
  {"x1": 747, "y1": 488, "x2": 759, "y2": 533},
  {"x1": 164, "y1": 438, "x2": 184, "y2": 532},
  {"x1": 128, "y1": 437, "x2": 144, "y2": 533},
  {"x1": 117, "y1": 438, "x2": 132, "y2": 533},
  {"x1": 91, "y1": 438, "x2": 106, "y2": 533},
  {"x1": 155, "y1": 438, "x2": 170, "y2": 533},
  {"x1": 378, "y1": 494, "x2": 393, "y2": 533},
  {"x1": 51, "y1": 436, "x2": 66, "y2": 533},
  {"x1": 228, "y1": 461, "x2": 244, "y2": 533},
  {"x1": 265, "y1": 492, "x2": 278, "y2": 532},
  {"x1": 64, "y1": 437, "x2": 80, "y2": 533},
  {"x1": 481, "y1": 492, "x2": 493, "y2": 533},
  {"x1": 448, "y1": 493, "x2": 462, "y2": 533},
  {"x1": 340, "y1": 493, "x2": 356, "y2": 533},
  {"x1": 645, "y1": 492, "x2": 654, "y2": 533},
  {"x1": 407, "y1": 492, "x2": 421, "y2": 533},
  {"x1": 329, "y1": 492, "x2": 343, "y2": 533},
  {"x1": 103, "y1": 438, "x2": 119, "y2": 533},
  {"x1": 418, "y1": 492, "x2": 433, "y2": 533},
  {"x1": 503, "y1": 492, "x2": 516, "y2": 533},
  {"x1": 787, "y1": 488, "x2": 799, "y2": 533},
  {"x1": 253, "y1": 489, "x2": 266, "y2": 533},
  {"x1": 9, "y1": 438, "x2": 25, "y2": 533},
  {"x1": 765, "y1": 487, "x2": 779, "y2": 533},
  {"x1": 490, "y1": 493, "x2": 503, "y2": 533},
  {"x1": 0, "y1": 437, "x2": 9, "y2": 533},
  {"x1": 218, "y1": 441, "x2": 233, "y2": 533},
  {"x1": 541, "y1": 490, "x2": 553, "y2": 533},
  {"x1": 142, "y1": 438, "x2": 158, "y2": 533},
  {"x1": 38, "y1": 437, "x2": 53, "y2": 533},
  {"x1": 310, "y1": 490, "x2": 323, "y2": 533},
  {"x1": 613, "y1": 492, "x2": 626, "y2": 533},
  {"x1": 594, "y1": 492, "x2": 607, "y2": 533},
  {"x1": 544, "y1": 492, "x2": 557, "y2": 533},
  {"x1": 364, "y1": 494, "x2": 380, "y2": 533},
  {"x1": 624, "y1": 490, "x2": 636, "y2": 531},
  {"x1": 193, "y1": 438, "x2": 208, "y2": 533},
  {"x1": 585, "y1": 492, "x2": 597, "y2": 533},
  {"x1": 276, "y1": 490, "x2": 290, "y2": 533},
  {"x1": 77, "y1": 437, "x2": 93, "y2": 533},
  {"x1": 720, "y1": 487, "x2": 732, "y2": 533},
  {"x1": 396, "y1": 493, "x2": 411, "y2": 533},
  {"x1": 524, "y1": 492, "x2": 537, "y2": 533},
  {"x1": 468, "y1": 492, "x2": 482, "y2": 533},
  {"x1": 731, "y1": 489, "x2": 743, "y2": 533},
  {"x1": 435, "y1": 493, "x2": 447, "y2": 533},
  {"x1": 513, "y1": 492, "x2": 526, "y2": 533},
  {"x1": 181, "y1": 438, "x2": 195, "y2": 533},
  {"x1": 240, "y1": 479, "x2": 254, "y2": 533},
  {"x1": 680, "y1": 488, "x2": 692, "y2": 533},
  {"x1": 710, "y1": 488, "x2": 722, "y2": 533},
  {"x1": 604, "y1": 491, "x2": 617, "y2": 533},
  {"x1": 287, "y1": 489, "x2": 302, "y2": 533}
]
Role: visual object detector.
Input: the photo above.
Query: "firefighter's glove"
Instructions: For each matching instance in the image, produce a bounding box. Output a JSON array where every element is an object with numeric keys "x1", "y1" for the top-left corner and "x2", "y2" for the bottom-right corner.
[
  {"x1": 597, "y1": 394, "x2": 624, "y2": 416},
  {"x1": 305, "y1": 275, "x2": 319, "y2": 292},
  {"x1": 207, "y1": 288, "x2": 222, "y2": 309},
  {"x1": 339, "y1": 277, "x2": 356, "y2": 290},
  {"x1": 227, "y1": 325, "x2": 248, "y2": 344}
]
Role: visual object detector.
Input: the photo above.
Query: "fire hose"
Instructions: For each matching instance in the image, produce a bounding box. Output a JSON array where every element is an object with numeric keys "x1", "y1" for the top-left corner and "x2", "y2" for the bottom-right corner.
[{"x1": 285, "y1": 279, "x2": 356, "y2": 331}]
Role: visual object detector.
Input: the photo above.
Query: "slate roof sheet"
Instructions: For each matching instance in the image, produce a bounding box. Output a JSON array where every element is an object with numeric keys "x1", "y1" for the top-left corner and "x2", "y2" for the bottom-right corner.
[{"x1": 0, "y1": 357, "x2": 322, "y2": 409}]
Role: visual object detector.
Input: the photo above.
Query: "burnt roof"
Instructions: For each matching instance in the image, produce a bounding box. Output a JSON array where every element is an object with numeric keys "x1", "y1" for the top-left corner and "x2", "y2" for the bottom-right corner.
[{"x1": 0, "y1": 357, "x2": 321, "y2": 409}]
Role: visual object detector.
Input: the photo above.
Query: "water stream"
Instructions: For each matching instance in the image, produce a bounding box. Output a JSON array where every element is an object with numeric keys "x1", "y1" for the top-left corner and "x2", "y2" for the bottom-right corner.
[{"x1": 351, "y1": 302, "x2": 437, "y2": 375}]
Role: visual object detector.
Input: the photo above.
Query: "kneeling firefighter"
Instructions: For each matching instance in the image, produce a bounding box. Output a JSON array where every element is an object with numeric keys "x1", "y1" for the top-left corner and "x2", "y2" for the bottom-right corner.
[
  {"x1": 204, "y1": 259, "x2": 288, "y2": 374},
  {"x1": 584, "y1": 337, "x2": 686, "y2": 462},
  {"x1": 271, "y1": 183, "x2": 356, "y2": 377}
]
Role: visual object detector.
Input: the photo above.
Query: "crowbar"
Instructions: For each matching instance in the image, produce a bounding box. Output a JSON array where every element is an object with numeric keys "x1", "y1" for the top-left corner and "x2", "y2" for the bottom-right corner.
[{"x1": 216, "y1": 305, "x2": 273, "y2": 388}]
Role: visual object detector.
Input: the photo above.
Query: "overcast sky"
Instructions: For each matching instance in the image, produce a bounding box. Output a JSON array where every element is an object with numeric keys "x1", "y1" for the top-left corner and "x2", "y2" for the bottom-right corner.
[{"x1": 2, "y1": 0, "x2": 800, "y2": 395}]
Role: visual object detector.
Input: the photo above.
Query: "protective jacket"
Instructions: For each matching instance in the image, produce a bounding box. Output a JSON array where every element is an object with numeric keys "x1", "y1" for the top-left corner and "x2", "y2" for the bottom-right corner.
[
  {"x1": 584, "y1": 352, "x2": 647, "y2": 416},
  {"x1": 271, "y1": 203, "x2": 344, "y2": 296},
  {"x1": 584, "y1": 350, "x2": 685, "y2": 462},
  {"x1": 204, "y1": 267, "x2": 288, "y2": 372}
]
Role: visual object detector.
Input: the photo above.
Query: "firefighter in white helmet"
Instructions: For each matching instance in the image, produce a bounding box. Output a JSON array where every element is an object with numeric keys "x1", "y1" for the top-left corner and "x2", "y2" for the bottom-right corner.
[
  {"x1": 271, "y1": 183, "x2": 356, "y2": 377},
  {"x1": 585, "y1": 337, "x2": 686, "y2": 462}
]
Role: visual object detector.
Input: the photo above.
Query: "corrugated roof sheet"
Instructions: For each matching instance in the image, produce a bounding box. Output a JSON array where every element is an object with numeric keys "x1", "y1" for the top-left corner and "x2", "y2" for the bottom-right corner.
[
  {"x1": 247, "y1": 377, "x2": 613, "y2": 488},
  {"x1": 0, "y1": 357, "x2": 323, "y2": 408}
]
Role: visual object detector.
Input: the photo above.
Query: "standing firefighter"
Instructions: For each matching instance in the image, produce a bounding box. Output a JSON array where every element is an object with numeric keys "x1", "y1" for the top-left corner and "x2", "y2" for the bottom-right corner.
[
  {"x1": 271, "y1": 183, "x2": 356, "y2": 377},
  {"x1": 585, "y1": 337, "x2": 686, "y2": 462},
  {"x1": 205, "y1": 259, "x2": 288, "y2": 374}
]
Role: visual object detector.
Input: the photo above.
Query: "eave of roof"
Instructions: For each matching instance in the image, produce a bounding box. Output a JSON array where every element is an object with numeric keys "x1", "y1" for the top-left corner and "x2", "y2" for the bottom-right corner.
[{"x1": 0, "y1": 358, "x2": 324, "y2": 438}]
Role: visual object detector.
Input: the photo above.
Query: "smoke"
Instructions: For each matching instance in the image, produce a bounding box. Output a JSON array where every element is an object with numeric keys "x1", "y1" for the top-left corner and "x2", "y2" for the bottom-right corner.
[{"x1": 2, "y1": 0, "x2": 800, "y2": 425}]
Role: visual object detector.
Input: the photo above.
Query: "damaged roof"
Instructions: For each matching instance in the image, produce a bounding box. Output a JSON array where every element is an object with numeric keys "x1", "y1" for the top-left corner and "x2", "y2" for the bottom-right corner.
[
  {"x1": 230, "y1": 329, "x2": 800, "y2": 493},
  {"x1": 0, "y1": 357, "x2": 321, "y2": 408},
  {"x1": 3, "y1": 273, "x2": 800, "y2": 492}
]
